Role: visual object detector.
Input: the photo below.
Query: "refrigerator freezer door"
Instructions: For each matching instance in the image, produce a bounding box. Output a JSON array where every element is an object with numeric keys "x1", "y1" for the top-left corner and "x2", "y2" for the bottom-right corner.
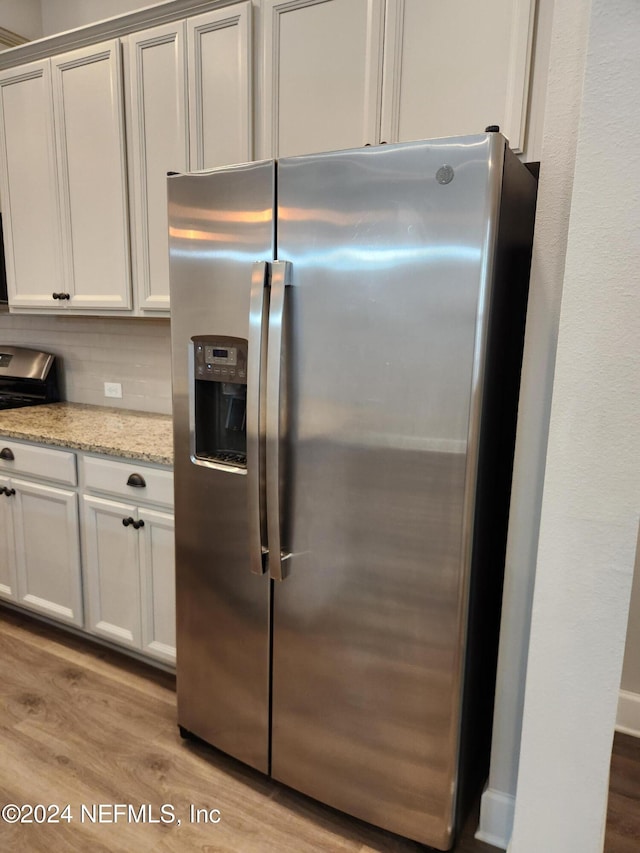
[
  {"x1": 272, "y1": 136, "x2": 504, "y2": 847},
  {"x1": 168, "y1": 161, "x2": 274, "y2": 773}
]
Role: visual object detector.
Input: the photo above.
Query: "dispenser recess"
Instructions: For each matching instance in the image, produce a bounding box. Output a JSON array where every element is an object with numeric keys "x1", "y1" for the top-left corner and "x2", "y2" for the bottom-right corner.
[{"x1": 192, "y1": 335, "x2": 248, "y2": 466}]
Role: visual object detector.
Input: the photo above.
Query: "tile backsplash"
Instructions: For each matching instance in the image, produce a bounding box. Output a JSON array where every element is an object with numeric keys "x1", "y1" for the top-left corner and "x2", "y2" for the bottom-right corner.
[{"x1": 0, "y1": 314, "x2": 172, "y2": 415}]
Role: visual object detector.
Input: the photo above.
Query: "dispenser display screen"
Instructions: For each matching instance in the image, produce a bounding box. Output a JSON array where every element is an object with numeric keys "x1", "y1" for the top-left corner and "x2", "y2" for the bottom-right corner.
[{"x1": 204, "y1": 345, "x2": 237, "y2": 366}]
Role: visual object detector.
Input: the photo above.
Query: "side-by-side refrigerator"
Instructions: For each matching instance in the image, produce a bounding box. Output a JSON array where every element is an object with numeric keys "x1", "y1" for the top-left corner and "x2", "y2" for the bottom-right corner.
[{"x1": 168, "y1": 133, "x2": 537, "y2": 850}]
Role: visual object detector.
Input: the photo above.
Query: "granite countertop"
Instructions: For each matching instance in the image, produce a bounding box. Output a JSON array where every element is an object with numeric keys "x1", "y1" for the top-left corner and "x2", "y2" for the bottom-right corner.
[{"x1": 0, "y1": 402, "x2": 173, "y2": 466}]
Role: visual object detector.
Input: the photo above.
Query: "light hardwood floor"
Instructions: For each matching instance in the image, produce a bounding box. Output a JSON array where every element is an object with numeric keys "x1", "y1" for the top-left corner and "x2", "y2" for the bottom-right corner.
[
  {"x1": 5, "y1": 607, "x2": 639, "y2": 852},
  {"x1": 0, "y1": 607, "x2": 496, "y2": 853}
]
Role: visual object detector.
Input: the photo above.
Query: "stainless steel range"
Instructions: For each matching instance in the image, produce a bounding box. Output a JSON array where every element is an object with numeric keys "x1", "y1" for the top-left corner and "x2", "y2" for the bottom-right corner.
[{"x1": 0, "y1": 346, "x2": 59, "y2": 410}]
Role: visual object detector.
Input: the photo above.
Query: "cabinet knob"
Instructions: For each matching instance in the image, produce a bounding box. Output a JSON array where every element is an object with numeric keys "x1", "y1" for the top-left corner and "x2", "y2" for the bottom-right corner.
[
  {"x1": 52, "y1": 292, "x2": 60, "y2": 299},
  {"x1": 126, "y1": 473, "x2": 146, "y2": 488},
  {"x1": 133, "y1": 519, "x2": 145, "y2": 530},
  {"x1": 0, "y1": 448, "x2": 15, "y2": 461},
  {"x1": 1, "y1": 486, "x2": 15, "y2": 496},
  {"x1": 62, "y1": 293, "x2": 70, "y2": 300},
  {"x1": 122, "y1": 516, "x2": 134, "y2": 527}
]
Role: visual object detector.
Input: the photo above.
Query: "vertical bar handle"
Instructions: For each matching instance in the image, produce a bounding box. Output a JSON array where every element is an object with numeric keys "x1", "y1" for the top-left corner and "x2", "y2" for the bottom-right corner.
[
  {"x1": 247, "y1": 261, "x2": 269, "y2": 575},
  {"x1": 266, "y1": 260, "x2": 292, "y2": 581}
]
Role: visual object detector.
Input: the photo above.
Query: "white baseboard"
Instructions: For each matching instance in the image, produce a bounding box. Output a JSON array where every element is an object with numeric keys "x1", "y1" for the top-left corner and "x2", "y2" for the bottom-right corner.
[
  {"x1": 475, "y1": 786, "x2": 515, "y2": 850},
  {"x1": 616, "y1": 689, "x2": 640, "y2": 738}
]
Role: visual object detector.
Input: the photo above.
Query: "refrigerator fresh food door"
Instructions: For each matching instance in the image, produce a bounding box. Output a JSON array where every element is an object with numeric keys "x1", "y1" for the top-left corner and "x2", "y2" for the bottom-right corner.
[
  {"x1": 271, "y1": 135, "x2": 504, "y2": 847},
  {"x1": 168, "y1": 160, "x2": 274, "y2": 773}
]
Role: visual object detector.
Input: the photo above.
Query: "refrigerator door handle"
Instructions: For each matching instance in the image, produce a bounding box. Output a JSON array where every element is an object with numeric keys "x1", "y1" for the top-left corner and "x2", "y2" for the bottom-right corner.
[
  {"x1": 247, "y1": 261, "x2": 270, "y2": 575},
  {"x1": 266, "y1": 259, "x2": 292, "y2": 581}
]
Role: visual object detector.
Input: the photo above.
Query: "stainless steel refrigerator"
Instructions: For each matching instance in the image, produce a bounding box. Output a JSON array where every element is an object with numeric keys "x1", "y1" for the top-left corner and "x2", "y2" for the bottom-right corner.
[{"x1": 168, "y1": 133, "x2": 537, "y2": 850}]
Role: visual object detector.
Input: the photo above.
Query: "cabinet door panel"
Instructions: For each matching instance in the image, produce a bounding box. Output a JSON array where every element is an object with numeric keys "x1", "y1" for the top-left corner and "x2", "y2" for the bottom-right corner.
[
  {"x1": 13, "y1": 479, "x2": 82, "y2": 626},
  {"x1": 0, "y1": 477, "x2": 17, "y2": 601},
  {"x1": 52, "y1": 40, "x2": 131, "y2": 309},
  {"x1": 139, "y1": 508, "x2": 175, "y2": 664},
  {"x1": 381, "y1": 0, "x2": 535, "y2": 152},
  {"x1": 83, "y1": 495, "x2": 141, "y2": 647},
  {"x1": 262, "y1": 0, "x2": 384, "y2": 158},
  {"x1": 0, "y1": 61, "x2": 65, "y2": 308},
  {"x1": 127, "y1": 23, "x2": 188, "y2": 311},
  {"x1": 188, "y1": 3, "x2": 252, "y2": 169}
]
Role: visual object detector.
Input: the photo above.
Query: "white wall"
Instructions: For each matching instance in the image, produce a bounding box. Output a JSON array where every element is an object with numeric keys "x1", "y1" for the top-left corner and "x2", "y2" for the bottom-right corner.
[
  {"x1": 39, "y1": 0, "x2": 158, "y2": 36},
  {"x1": 509, "y1": 1, "x2": 640, "y2": 851},
  {"x1": 477, "y1": 0, "x2": 591, "y2": 845},
  {"x1": 0, "y1": 314, "x2": 172, "y2": 414},
  {"x1": 618, "y1": 540, "x2": 640, "y2": 737},
  {"x1": 0, "y1": 0, "x2": 42, "y2": 40},
  {"x1": 621, "y1": 552, "x2": 640, "y2": 697}
]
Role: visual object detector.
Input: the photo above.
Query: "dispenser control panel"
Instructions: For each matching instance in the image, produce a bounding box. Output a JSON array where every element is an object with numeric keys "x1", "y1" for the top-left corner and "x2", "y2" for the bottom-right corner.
[{"x1": 194, "y1": 336, "x2": 247, "y2": 384}]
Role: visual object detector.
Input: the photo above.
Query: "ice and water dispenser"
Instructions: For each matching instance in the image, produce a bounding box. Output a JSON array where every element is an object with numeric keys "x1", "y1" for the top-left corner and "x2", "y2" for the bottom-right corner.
[{"x1": 192, "y1": 336, "x2": 248, "y2": 466}]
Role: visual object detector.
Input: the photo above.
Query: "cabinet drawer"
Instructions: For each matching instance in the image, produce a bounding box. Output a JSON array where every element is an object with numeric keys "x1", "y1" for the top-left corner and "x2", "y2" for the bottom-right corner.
[
  {"x1": 0, "y1": 439, "x2": 77, "y2": 486},
  {"x1": 83, "y1": 456, "x2": 173, "y2": 507}
]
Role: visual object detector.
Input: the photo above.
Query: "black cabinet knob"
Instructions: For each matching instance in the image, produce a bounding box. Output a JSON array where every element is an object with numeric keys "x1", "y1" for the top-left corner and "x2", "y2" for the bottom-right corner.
[
  {"x1": 126, "y1": 473, "x2": 146, "y2": 488},
  {"x1": 52, "y1": 292, "x2": 60, "y2": 299},
  {"x1": 133, "y1": 519, "x2": 145, "y2": 530},
  {"x1": 0, "y1": 448, "x2": 15, "y2": 461},
  {"x1": 1, "y1": 486, "x2": 15, "y2": 496},
  {"x1": 122, "y1": 516, "x2": 134, "y2": 527},
  {"x1": 62, "y1": 293, "x2": 70, "y2": 300}
]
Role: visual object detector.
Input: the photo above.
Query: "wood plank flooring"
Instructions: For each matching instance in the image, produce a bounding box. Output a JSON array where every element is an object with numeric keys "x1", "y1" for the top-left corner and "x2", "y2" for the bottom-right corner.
[
  {"x1": 605, "y1": 732, "x2": 640, "y2": 852},
  {"x1": 0, "y1": 607, "x2": 637, "y2": 852}
]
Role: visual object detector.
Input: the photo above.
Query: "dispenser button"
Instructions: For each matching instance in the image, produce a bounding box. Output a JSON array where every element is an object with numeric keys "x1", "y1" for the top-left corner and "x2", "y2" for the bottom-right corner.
[
  {"x1": 229, "y1": 369, "x2": 236, "y2": 377},
  {"x1": 213, "y1": 367, "x2": 221, "y2": 375},
  {"x1": 221, "y1": 368, "x2": 228, "y2": 375},
  {"x1": 238, "y1": 369, "x2": 246, "y2": 379}
]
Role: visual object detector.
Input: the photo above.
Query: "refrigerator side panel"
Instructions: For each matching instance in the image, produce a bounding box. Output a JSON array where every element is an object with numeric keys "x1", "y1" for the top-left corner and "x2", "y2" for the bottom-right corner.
[
  {"x1": 272, "y1": 136, "x2": 503, "y2": 847},
  {"x1": 168, "y1": 162, "x2": 273, "y2": 773}
]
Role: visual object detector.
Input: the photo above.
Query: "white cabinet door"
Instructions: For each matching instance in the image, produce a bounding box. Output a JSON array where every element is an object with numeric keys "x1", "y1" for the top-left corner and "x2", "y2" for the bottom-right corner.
[
  {"x1": 127, "y1": 22, "x2": 188, "y2": 312},
  {"x1": 83, "y1": 495, "x2": 141, "y2": 648},
  {"x1": 262, "y1": 0, "x2": 384, "y2": 158},
  {"x1": 381, "y1": 0, "x2": 535, "y2": 152},
  {"x1": 52, "y1": 40, "x2": 132, "y2": 309},
  {"x1": 139, "y1": 508, "x2": 175, "y2": 664},
  {"x1": 0, "y1": 478, "x2": 17, "y2": 601},
  {"x1": 12, "y1": 479, "x2": 83, "y2": 626},
  {"x1": 0, "y1": 61, "x2": 65, "y2": 309},
  {"x1": 188, "y1": 2, "x2": 253, "y2": 169}
]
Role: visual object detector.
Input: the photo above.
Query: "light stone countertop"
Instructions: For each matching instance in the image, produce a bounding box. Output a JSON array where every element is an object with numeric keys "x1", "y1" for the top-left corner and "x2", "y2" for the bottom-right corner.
[{"x1": 0, "y1": 402, "x2": 173, "y2": 466}]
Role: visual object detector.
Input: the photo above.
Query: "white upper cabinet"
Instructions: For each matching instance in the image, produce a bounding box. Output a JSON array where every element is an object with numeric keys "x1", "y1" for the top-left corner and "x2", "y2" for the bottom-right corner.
[
  {"x1": 0, "y1": 61, "x2": 65, "y2": 308},
  {"x1": 261, "y1": 0, "x2": 384, "y2": 158},
  {"x1": 188, "y1": 2, "x2": 253, "y2": 169},
  {"x1": 127, "y1": 22, "x2": 189, "y2": 312},
  {"x1": 51, "y1": 40, "x2": 131, "y2": 309},
  {"x1": 381, "y1": 0, "x2": 535, "y2": 152},
  {"x1": 126, "y1": 6, "x2": 252, "y2": 314}
]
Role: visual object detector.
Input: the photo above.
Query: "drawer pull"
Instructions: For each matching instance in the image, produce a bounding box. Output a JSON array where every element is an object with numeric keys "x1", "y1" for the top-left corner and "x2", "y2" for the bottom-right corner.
[
  {"x1": 127, "y1": 473, "x2": 146, "y2": 488},
  {"x1": 0, "y1": 448, "x2": 15, "y2": 461}
]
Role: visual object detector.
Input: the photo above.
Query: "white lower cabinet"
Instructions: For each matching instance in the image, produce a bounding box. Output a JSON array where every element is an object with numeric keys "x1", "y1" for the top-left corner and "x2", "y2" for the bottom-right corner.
[
  {"x1": 82, "y1": 456, "x2": 176, "y2": 665},
  {"x1": 0, "y1": 441, "x2": 83, "y2": 626},
  {"x1": 0, "y1": 477, "x2": 82, "y2": 625},
  {"x1": 0, "y1": 477, "x2": 19, "y2": 601},
  {"x1": 0, "y1": 436, "x2": 175, "y2": 668}
]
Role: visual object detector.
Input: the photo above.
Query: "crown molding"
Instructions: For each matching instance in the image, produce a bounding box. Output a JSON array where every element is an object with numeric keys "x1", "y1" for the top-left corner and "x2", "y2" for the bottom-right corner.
[{"x1": 0, "y1": 0, "x2": 237, "y2": 69}]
